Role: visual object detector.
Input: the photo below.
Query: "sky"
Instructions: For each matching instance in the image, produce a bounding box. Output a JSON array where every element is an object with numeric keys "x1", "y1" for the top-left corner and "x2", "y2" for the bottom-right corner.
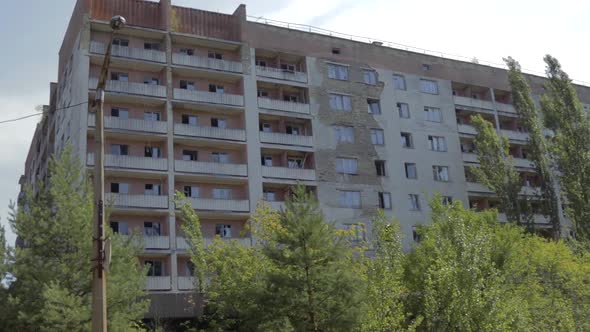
[{"x1": 0, "y1": 0, "x2": 589, "y2": 245}]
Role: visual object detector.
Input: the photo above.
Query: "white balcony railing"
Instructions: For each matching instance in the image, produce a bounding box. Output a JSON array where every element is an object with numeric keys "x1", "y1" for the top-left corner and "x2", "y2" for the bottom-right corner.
[
  {"x1": 260, "y1": 132, "x2": 313, "y2": 147},
  {"x1": 457, "y1": 124, "x2": 478, "y2": 135},
  {"x1": 146, "y1": 276, "x2": 171, "y2": 290},
  {"x1": 500, "y1": 129, "x2": 530, "y2": 142},
  {"x1": 453, "y1": 96, "x2": 495, "y2": 111},
  {"x1": 143, "y1": 236, "x2": 170, "y2": 249},
  {"x1": 173, "y1": 89, "x2": 244, "y2": 107},
  {"x1": 172, "y1": 53, "x2": 243, "y2": 73},
  {"x1": 513, "y1": 157, "x2": 533, "y2": 169},
  {"x1": 174, "y1": 160, "x2": 247, "y2": 177},
  {"x1": 496, "y1": 102, "x2": 516, "y2": 114},
  {"x1": 466, "y1": 182, "x2": 493, "y2": 194},
  {"x1": 177, "y1": 236, "x2": 252, "y2": 250},
  {"x1": 188, "y1": 197, "x2": 250, "y2": 212},
  {"x1": 88, "y1": 114, "x2": 167, "y2": 134},
  {"x1": 256, "y1": 66, "x2": 308, "y2": 83},
  {"x1": 174, "y1": 124, "x2": 246, "y2": 141},
  {"x1": 177, "y1": 276, "x2": 195, "y2": 290},
  {"x1": 266, "y1": 201, "x2": 286, "y2": 211},
  {"x1": 261, "y1": 166, "x2": 316, "y2": 181},
  {"x1": 257, "y1": 97, "x2": 310, "y2": 114},
  {"x1": 462, "y1": 153, "x2": 478, "y2": 163},
  {"x1": 106, "y1": 193, "x2": 169, "y2": 209},
  {"x1": 89, "y1": 78, "x2": 166, "y2": 98},
  {"x1": 90, "y1": 41, "x2": 166, "y2": 63},
  {"x1": 498, "y1": 213, "x2": 550, "y2": 224},
  {"x1": 87, "y1": 153, "x2": 167, "y2": 171}
]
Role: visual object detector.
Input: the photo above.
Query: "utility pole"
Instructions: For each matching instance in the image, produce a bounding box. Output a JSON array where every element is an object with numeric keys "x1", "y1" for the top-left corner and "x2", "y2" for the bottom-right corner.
[{"x1": 91, "y1": 15, "x2": 126, "y2": 332}]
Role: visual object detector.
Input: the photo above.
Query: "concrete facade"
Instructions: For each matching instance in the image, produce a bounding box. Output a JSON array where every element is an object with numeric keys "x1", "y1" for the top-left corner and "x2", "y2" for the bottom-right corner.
[{"x1": 21, "y1": 0, "x2": 590, "y2": 318}]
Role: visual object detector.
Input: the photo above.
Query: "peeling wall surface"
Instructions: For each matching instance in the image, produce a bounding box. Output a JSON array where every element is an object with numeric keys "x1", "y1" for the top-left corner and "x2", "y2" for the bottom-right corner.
[{"x1": 22, "y1": 0, "x2": 590, "y2": 319}]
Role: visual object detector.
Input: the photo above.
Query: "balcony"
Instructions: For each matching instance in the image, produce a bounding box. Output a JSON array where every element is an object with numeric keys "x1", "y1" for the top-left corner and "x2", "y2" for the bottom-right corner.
[
  {"x1": 513, "y1": 157, "x2": 533, "y2": 168},
  {"x1": 266, "y1": 201, "x2": 286, "y2": 211},
  {"x1": 146, "y1": 276, "x2": 171, "y2": 290},
  {"x1": 457, "y1": 124, "x2": 478, "y2": 135},
  {"x1": 462, "y1": 153, "x2": 478, "y2": 163},
  {"x1": 173, "y1": 89, "x2": 244, "y2": 107},
  {"x1": 142, "y1": 236, "x2": 170, "y2": 249},
  {"x1": 106, "y1": 193, "x2": 169, "y2": 209},
  {"x1": 453, "y1": 96, "x2": 494, "y2": 111},
  {"x1": 258, "y1": 97, "x2": 310, "y2": 115},
  {"x1": 174, "y1": 124, "x2": 246, "y2": 141},
  {"x1": 496, "y1": 102, "x2": 516, "y2": 114},
  {"x1": 177, "y1": 276, "x2": 195, "y2": 290},
  {"x1": 88, "y1": 114, "x2": 167, "y2": 134},
  {"x1": 89, "y1": 78, "x2": 166, "y2": 98},
  {"x1": 188, "y1": 197, "x2": 250, "y2": 212},
  {"x1": 174, "y1": 160, "x2": 247, "y2": 177},
  {"x1": 87, "y1": 153, "x2": 168, "y2": 171},
  {"x1": 261, "y1": 166, "x2": 316, "y2": 181},
  {"x1": 177, "y1": 236, "x2": 251, "y2": 250},
  {"x1": 498, "y1": 213, "x2": 549, "y2": 224},
  {"x1": 501, "y1": 129, "x2": 529, "y2": 142},
  {"x1": 466, "y1": 182, "x2": 493, "y2": 194},
  {"x1": 256, "y1": 66, "x2": 308, "y2": 83},
  {"x1": 172, "y1": 54, "x2": 243, "y2": 73},
  {"x1": 260, "y1": 132, "x2": 313, "y2": 147},
  {"x1": 90, "y1": 41, "x2": 166, "y2": 63}
]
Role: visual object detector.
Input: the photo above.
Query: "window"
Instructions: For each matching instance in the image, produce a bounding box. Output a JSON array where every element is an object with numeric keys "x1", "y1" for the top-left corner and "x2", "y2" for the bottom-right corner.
[
  {"x1": 370, "y1": 129, "x2": 385, "y2": 145},
  {"x1": 421, "y1": 64, "x2": 431, "y2": 71},
  {"x1": 336, "y1": 158, "x2": 358, "y2": 174},
  {"x1": 329, "y1": 94, "x2": 352, "y2": 111},
  {"x1": 186, "y1": 261, "x2": 195, "y2": 276},
  {"x1": 112, "y1": 38, "x2": 129, "y2": 47},
  {"x1": 180, "y1": 80, "x2": 195, "y2": 90},
  {"x1": 144, "y1": 146, "x2": 161, "y2": 158},
  {"x1": 211, "y1": 152, "x2": 229, "y2": 164},
  {"x1": 428, "y1": 136, "x2": 447, "y2": 152},
  {"x1": 215, "y1": 224, "x2": 232, "y2": 238},
  {"x1": 261, "y1": 155, "x2": 273, "y2": 166},
  {"x1": 144, "y1": 222, "x2": 161, "y2": 236},
  {"x1": 213, "y1": 188, "x2": 232, "y2": 200},
  {"x1": 208, "y1": 51, "x2": 223, "y2": 60},
  {"x1": 433, "y1": 165, "x2": 450, "y2": 182},
  {"x1": 145, "y1": 260, "x2": 163, "y2": 276},
  {"x1": 286, "y1": 125, "x2": 300, "y2": 135},
  {"x1": 110, "y1": 221, "x2": 129, "y2": 235},
  {"x1": 111, "y1": 72, "x2": 128, "y2": 81},
  {"x1": 367, "y1": 99, "x2": 381, "y2": 114},
  {"x1": 333, "y1": 126, "x2": 354, "y2": 143},
  {"x1": 397, "y1": 103, "x2": 410, "y2": 118},
  {"x1": 183, "y1": 185, "x2": 199, "y2": 198},
  {"x1": 420, "y1": 79, "x2": 439, "y2": 94},
  {"x1": 182, "y1": 150, "x2": 198, "y2": 161},
  {"x1": 327, "y1": 63, "x2": 348, "y2": 80},
  {"x1": 111, "y1": 108, "x2": 129, "y2": 119},
  {"x1": 281, "y1": 63, "x2": 295, "y2": 73},
  {"x1": 339, "y1": 191, "x2": 361, "y2": 208},
  {"x1": 424, "y1": 107, "x2": 442, "y2": 122},
  {"x1": 145, "y1": 184, "x2": 161, "y2": 195},
  {"x1": 405, "y1": 163, "x2": 417, "y2": 179},
  {"x1": 180, "y1": 48, "x2": 194, "y2": 56},
  {"x1": 263, "y1": 190, "x2": 276, "y2": 201},
  {"x1": 211, "y1": 118, "x2": 227, "y2": 128},
  {"x1": 400, "y1": 132, "x2": 413, "y2": 148},
  {"x1": 442, "y1": 196, "x2": 453, "y2": 206},
  {"x1": 283, "y1": 94, "x2": 298, "y2": 102},
  {"x1": 413, "y1": 227, "x2": 422, "y2": 242},
  {"x1": 257, "y1": 89, "x2": 269, "y2": 98},
  {"x1": 345, "y1": 224, "x2": 365, "y2": 242},
  {"x1": 375, "y1": 160, "x2": 387, "y2": 176},
  {"x1": 288, "y1": 157, "x2": 303, "y2": 169},
  {"x1": 110, "y1": 182, "x2": 129, "y2": 194},
  {"x1": 408, "y1": 194, "x2": 421, "y2": 211},
  {"x1": 363, "y1": 70, "x2": 377, "y2": 85},
  {"x1": 331, "y1": 47, "x2": 341, "y2": 55},
  {"x1": 261, "y1": 123, "x2": 272, "y2": 133},
  {"x1": 144, "y1": 42, "x2": 160, "y2": 51},
  {"x1": 255, "y1": 59, "x2": 267, "y2": 67},
  {"x1": 144, "y1": 112, "x2": 160, "y2": 121},
  {"x1": 209, "y1": 84, "x2": 224, "y2": 93},
  {"x1": 144, "y1": 77, "x2": 159, "y2": 85},
  {"x1": 379, "y1": 192, "x2": 392, "y2": 209},
  {"x1": 181, "y1": 114, "x2": 198, "y2": 125},
  {"x1": 393, "y1": 74, "x2": 406, "y2": 90},
  {"x1": 110, "y1": 144, "x2": 128, "y2": 156}
]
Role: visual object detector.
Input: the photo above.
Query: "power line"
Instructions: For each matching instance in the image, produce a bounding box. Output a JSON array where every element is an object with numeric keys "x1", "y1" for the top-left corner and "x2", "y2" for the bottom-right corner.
[{"x1": 0, "y1": 101, "x2": 89, "y2": 125}]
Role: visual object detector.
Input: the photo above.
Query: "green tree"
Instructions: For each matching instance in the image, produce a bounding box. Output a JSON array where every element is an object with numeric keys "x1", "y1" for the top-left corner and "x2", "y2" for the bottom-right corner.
[
  {"x1": 6, "y1": 147, "x2": 148, "y2": 331},
  {"x1": 505, "y1": 56, "x2": 561, "y2": 240},
  {"x1": 471, "y1": 114, "x2": 526, "y2": 225},
  {"x1": 540, "y1": 55, "x2": 590, "y2": 240}
]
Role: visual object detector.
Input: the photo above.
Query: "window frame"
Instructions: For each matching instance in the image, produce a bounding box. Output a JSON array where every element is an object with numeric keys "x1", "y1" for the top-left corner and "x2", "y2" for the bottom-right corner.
[{"x1": 420, "y1": 79, "x2": 439, "y2": 94}]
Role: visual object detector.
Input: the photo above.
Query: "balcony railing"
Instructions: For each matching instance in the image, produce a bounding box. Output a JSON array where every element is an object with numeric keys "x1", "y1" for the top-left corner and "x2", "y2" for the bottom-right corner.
[
  {"x1": 177, "y1": 276, "x2": 195, "y2": 290},
  {"x1": 90, "y1": 41, "x2": 166, "y2": 63},
  {"x1": 88, "y1": 114, "x2": 167, "y2": 134},
  {"x1": 498, "y1": 213, "x2": 549, "y2": 224},
  {"x1": 266, "y1": 201, "x2": 286, "y2": 211},
  {"x1": 87, "y1": 153, "x2": 167, "y2": 171},
  {"x1": 174, "y1": 124, "x2": 246, "y2": 141},
  {"x1": 512, "y1": 157, "x2": 533, "y2": 168},
  {"x1": 466, "y1": 182, "x2": 493, "y2": 194},
  {"x1": 146, "y1": 276, "x2": 171, "y2": 290},
  {"x1": 256, "y1": 66, "x2": 308, "y2": 83},
  {"x1": 257, "y1": 97, "x2": 310, "y2": 114},
  {"x1": 188, "y1": 197, "x2": 250, "y2": 212},
  {"x1": 172, "y1": 54, "x2": 243, "y2": 73},
  {"x1": 173, "y1": 89, "x2": 244, "y2": 107},
  {"x1": 500, "y1": 129, "x2": 529, "y2": 142},
  {"x1": 89, "y1": 78, "x2": 166, "y2": 98},
  {"x1": 453, "y1": 96, "x2": 495, "y2": 111},
  {"x1": 457, "y1": 124, "x2": 477, "y2": 135},
  {"x1": 496, "y1": 102, "x2": 516, "y2": 114},
  {"x1": 261, "y1": 166, "x2": 316, "y2": 181},
  {"x1": 106, "y1": 193, "x2": 169, "y2": 209},
  {"x1": 177, "y1": 236, "x2": 251, "y2": 250},
  {"x1": 260, "y1": 132, "x2": 313, "y2": 147},
  {"x1": 142, "y1": 236, "x2": 170, "y2": 249},
  {"x1": 174, "y1": 160, "x2": 247, "y2": 177},
  {"x1": 462, "y1": 152, "x2": 478, "y2": 163}
]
